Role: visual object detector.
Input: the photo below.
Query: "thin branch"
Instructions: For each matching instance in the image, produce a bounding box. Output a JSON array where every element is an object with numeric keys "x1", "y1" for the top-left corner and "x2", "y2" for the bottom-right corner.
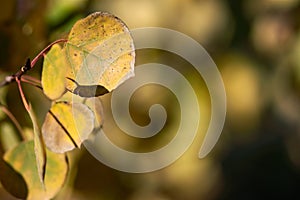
[
  {"x1": 0, "y1": 38, "x2": 68, "y2": 89},
  {"x1": 0, "y1": 75, "x2": 15, "y2": 87}
]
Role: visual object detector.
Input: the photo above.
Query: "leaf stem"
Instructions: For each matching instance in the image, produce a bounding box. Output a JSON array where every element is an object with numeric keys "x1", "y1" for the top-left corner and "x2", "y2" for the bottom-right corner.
[
  {"x1": 31, "y1": 39, "x2": 68, "y2": 67},
  {"x1": 16, "y1": 78, "x2": 30, "y2": 112},
  {"x1": 22, "y1": 75, "x2": 41, "y2": 85},
  {"x1": 21, "y1": 75, "x2": 42, "y2": 89}
]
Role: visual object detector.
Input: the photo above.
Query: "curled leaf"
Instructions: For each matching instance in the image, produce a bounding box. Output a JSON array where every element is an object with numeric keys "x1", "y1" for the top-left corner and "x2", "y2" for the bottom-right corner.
[
  {"x1": 27, "y1": 105, "x2": 46, "y2": 185},
  {"x1": 42, "y1": 101, "x2": 94, "y2": 153}
]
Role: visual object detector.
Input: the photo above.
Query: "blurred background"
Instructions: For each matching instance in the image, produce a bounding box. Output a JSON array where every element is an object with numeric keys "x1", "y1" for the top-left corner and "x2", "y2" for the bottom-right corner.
[{"x1": 1, "y1": 0, "x2": 300, "y2": 199}]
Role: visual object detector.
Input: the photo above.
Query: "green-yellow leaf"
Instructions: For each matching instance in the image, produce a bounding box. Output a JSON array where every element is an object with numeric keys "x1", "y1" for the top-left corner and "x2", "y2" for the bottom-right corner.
[
  {"x1": 42, "y1": 101, "x2": 94, "y2": 153},
  {"x1": 42, "y1": 44, "x2": 67, "y2": 100},
  {"x1": 27, "y1": 105, "x2": 46, "y2": 185},
  {"x1": 64, "y1": 11, "x2": 135, "y2": 94},
  {"x1": 3, "y1": 141, "x2": 68, "y2": 200}
]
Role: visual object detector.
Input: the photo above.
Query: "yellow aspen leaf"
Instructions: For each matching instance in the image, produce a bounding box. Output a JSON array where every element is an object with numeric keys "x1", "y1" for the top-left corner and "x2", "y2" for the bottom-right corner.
[
  {"x1": 55, "y1": 91, "x2": 104, "y2": 129},
  {"x1": 42, "y1": 44, "x2": 67, "y2": 100},
  {"x1": 64, "y1": 11, "x2": 135, "y2": 95},
  {"x1": 42, "y1": 101, "x2": 94, "y2": 153}
]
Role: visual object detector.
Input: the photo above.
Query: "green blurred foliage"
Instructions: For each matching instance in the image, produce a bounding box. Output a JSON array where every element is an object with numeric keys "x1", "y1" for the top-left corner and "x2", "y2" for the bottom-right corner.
[{"x1": 1, "y1": 0, "x2": 300, "y2": 199}]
